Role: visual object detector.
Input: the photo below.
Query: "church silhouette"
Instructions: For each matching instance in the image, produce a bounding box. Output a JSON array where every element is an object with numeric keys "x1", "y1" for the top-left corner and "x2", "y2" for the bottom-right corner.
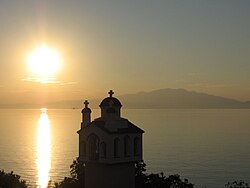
[{"x1": 78, "y1": 90, "x2": 144, "y2": 188}]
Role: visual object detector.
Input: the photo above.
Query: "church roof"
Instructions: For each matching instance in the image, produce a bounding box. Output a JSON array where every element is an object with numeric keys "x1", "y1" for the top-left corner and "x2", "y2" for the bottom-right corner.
[
  {"x1": 79, "y1": 119, "x2": 144, "y2": 134},
  {"x1": 99, "y1": 97, "x2": 122, "y2": 107}
]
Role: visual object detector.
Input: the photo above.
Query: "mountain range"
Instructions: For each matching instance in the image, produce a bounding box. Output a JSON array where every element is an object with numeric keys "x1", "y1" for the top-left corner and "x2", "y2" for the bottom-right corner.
[
  {"x1": 118, "y1": 88, "x2": 250, "y2": 109},
  {"x1": 1, "y1": 88, "x2": 250, "y2": 109}
]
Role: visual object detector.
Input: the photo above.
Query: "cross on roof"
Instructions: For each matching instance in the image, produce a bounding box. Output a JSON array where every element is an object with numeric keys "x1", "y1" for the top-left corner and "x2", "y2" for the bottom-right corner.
[
  {"x1": 108, "y1": 90, "x2": 114, "y2": 97},
  {"x1": 84, "y1": 100, "x2": 89, "y2": 108}
]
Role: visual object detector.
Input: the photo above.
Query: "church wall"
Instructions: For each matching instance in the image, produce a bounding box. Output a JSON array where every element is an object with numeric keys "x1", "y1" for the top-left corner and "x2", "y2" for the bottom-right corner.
[
  {"x1": 85, "y1": 163, "x2": 135, "y2": 188},
  {"x1": 109, "y1": 133, "x2": 143, "y2": 163},
  {"x1": 79, "y1": 126, "x2": 109, "y2": 162},
  {"x1": 79, "y1": 127, "x2": 143, "y2": 164}
]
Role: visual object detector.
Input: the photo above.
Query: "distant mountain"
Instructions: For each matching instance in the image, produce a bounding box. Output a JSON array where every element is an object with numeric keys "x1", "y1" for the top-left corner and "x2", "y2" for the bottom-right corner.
[
  {"x1": 1, "y1": 88, "x2": 250, "y2": 109},
  {"x1": 118, "y1": 88, "x2": 250, "y2": 109}
]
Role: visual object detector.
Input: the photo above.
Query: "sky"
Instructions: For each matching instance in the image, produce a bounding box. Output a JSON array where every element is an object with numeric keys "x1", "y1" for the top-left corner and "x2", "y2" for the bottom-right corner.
[{"x1": 0, "y1": 0, "x2": 250, "y2": 104}]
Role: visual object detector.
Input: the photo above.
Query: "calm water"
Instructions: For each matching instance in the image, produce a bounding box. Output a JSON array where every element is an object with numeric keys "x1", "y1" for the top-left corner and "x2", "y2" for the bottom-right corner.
[{"x1": 0, "y1": 109, "x2": 250, "y2": 187}]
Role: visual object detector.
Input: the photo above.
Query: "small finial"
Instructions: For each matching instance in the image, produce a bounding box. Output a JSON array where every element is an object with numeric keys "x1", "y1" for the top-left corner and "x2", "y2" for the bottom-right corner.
[
  {"x1": 108, "y1": 90, "x2": 114, "y2": 97},
  {"x1": 84, "y1": 100, "x2": 89, "y2": 108}
]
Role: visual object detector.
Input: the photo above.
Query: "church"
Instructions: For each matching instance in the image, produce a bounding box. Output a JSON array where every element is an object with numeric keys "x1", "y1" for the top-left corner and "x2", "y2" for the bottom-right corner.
[{"x1": 77, "y1": 90, "x2": 144, "y2": 188}]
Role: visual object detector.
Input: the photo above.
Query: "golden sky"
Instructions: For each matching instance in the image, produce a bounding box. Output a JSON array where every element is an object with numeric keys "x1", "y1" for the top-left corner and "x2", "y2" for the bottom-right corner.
[{"x1": 0, "y1": 0, "x2": 250, "y2": 104}]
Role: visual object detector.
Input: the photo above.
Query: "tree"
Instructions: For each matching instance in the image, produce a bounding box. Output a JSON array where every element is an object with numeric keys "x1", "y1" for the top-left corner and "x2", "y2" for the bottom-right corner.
[
  {"x1": 70, "y1": 157, "x2": 85, "y2": 187},
  {"x1": 0, "y1": 170, "x2": 28, "y2": 188},
  {"x1": 54, "y1": 177, "x2": 79, "y2": 188},
  {"x1": 225, "y1": 181, "x2": 249, "y2": 188},
  {"x1": 164, "y1": 174, "x2": 194, "y2": 188},
  {"x1": 55, "y1": 158, "x2": 85, "y2": 188},
  {"x1": 135, "y1": 162, "x2": 147, "y2": 188},
  {"x1": 134, "y1": 162, "x2": 194, "y2": 188},
  {"x1": 145, "y1": 173, "x2": 194, "y2": 188}
]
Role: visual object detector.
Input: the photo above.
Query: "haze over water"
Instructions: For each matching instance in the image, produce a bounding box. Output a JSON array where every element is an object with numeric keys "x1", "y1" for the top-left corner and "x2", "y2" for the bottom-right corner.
[{"x1": 0, "y1": 109, "x2": 249, "y2": 188}]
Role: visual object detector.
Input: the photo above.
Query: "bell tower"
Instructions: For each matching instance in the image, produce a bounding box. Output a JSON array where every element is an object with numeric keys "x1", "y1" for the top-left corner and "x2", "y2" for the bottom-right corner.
[
  {"x1": 77, "y1": 90, "x2": 144, "y2": 188},
  {"x1": 81, "y1": 100, "x2": 91, "y2": 128}
]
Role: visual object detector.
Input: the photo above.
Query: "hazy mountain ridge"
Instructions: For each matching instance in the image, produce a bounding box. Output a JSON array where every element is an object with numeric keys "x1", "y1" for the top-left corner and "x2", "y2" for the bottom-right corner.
[
  {"x1": 0, "y1": 88, "x2": 250, "y2": 109},
  {"x1": 119, "y1": 88, "x2": 250, "y2": 109}
]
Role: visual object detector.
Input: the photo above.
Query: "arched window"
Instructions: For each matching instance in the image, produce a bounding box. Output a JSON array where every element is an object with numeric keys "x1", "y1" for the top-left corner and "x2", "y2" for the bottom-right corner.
[
  {"x1": 88, "y1": 134, "x2": 99, "y2": 161},
  {"x1": 134, "y1": 137, "x2": 139, "y2": 156},
  {"x1": 114, "y1": 138, "x2": 120, "y2": 158},
  {"x1": 100, "y1": 142, "x2": 107, "y2": 158},
  {"x1": 124, "y1": 136, "x2": 130, "y2": 157}
]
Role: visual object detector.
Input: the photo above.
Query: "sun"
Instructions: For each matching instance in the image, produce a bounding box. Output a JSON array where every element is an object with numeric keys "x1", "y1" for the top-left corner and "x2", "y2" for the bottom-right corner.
[{"x1": 27, "y1": 45, "x2": 61, "y2": 78}]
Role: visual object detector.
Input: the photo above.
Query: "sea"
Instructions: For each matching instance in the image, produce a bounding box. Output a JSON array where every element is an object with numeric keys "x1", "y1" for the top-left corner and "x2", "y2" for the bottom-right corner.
[{"x1": 0, "y1": 109, "x2": 249, "y2": 188}]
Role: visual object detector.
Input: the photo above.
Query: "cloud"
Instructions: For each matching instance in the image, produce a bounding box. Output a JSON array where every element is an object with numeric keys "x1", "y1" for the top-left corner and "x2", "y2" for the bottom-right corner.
[
  {"x1": 22, "y1": 77, "x2": 60, "y2": 84},
  {"x1": 59, "y1": 82, "x2": 77, "y2": 85},
  {"x1": 21, "y1": 77, "x2": 77, "y2": 85}
]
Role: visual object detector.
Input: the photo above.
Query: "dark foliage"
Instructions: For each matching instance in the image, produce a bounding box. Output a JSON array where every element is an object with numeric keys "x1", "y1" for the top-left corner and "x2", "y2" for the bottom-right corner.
[
  {"x1": 135, "y1": 162, "x2": 194, "y2": 188},
  {"x1": 55, "y1": 157, "x2": 84, "y2": 188},
  {"x1": 225, "y1": 181, "x2": 249, "y2": 188},
  {"x1": 0, "y1": 170, "x2": 28, "y2": 188},
  {"x1": 70, "y1": 157, "x2": 85, "y2": 184},
  {"x1": 54, "y1": 177, "x2": 79, "y2": 188},
  {"x1": 135, "y1": 161, "x2": 147, "y2": 188}
]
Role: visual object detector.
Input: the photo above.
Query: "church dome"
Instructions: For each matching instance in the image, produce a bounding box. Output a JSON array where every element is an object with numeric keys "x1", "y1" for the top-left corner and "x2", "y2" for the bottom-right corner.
[
  {"x1": 106, "y1": 107, "x2": 116, "y2": 113},
  {"x1": 99, "y1": 90, "x2": 122, "y2": 107},
  {"x1": 100, "y1": 97, "x2": 122, "y2": 107},
  {"x1": 81, "y1": 108, "x2": 91, "y2": 113}
]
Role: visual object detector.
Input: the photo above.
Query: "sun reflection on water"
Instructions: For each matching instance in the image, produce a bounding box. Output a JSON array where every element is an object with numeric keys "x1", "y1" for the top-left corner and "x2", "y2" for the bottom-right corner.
[{"x1": 36, "y1": 108, "x2": 51, "y2": 188}]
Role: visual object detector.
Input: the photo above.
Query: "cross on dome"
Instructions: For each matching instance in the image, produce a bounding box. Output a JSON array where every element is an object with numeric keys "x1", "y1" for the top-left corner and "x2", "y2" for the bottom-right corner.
[
  {"x1": 84, "y1": 100, "x2": 89, "y2": 108},
  {"x1": 108, "y1": 90, "x2": 114, "y2": 97}
]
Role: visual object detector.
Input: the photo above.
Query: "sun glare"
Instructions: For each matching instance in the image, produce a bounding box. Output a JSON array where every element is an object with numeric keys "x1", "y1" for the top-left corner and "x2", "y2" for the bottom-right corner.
[{"x1": 27, "y1": 45, "x2": 61, "y2": 78}]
